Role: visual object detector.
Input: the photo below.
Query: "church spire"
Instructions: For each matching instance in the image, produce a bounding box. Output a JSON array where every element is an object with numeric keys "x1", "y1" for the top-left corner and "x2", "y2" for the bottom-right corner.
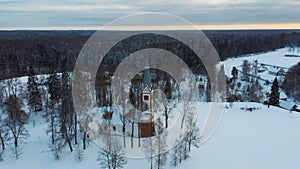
[{"x1": 143, "y1": 67, "x2": 151, "y2": 88}]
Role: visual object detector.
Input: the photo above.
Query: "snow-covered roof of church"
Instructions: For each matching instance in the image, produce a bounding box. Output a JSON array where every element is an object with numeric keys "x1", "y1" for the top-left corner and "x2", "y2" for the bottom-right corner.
[
  {"x1": 143, "y1": 68, "x2": 152, "y2": 88},
  {"x1": 124, "y1": 108, "x2": 153, "y2": 122}
]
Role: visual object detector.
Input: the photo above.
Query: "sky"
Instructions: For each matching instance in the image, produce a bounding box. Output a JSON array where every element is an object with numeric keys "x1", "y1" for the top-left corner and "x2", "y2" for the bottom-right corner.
[{"x1": 0, "y1": 0, "x2": 300, "y2": 30}]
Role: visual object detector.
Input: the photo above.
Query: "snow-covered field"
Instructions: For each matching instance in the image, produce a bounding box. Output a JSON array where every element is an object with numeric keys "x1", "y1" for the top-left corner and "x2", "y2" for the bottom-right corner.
[
  {"x1": 221, "y1": 47, "x2": 300, "y2": 102},
  {"x1": 222, "y1": 47, "x2": 300, "y2": 76},
  {"x1": 1, "y1": 102, "x2": 300, "y2": 169},
  {"x1": 182, "y1": 102, "x2": 300, "y2": 169}
]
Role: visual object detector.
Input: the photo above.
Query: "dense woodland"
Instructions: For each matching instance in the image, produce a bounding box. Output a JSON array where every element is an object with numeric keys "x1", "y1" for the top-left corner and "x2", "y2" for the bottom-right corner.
[{"x1": 1, "y1": 30, "x2": 300, "y2": 80}]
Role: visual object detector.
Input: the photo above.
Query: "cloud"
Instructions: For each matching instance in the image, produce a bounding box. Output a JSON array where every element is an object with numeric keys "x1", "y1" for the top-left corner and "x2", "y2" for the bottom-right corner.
[{"x1": 0, "y1": 0, "x2": 299, "y2": 29}]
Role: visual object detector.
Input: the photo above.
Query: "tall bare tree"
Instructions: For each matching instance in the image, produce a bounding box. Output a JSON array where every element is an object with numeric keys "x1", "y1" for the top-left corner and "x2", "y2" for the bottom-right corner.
[
  {"x1": 98, "y1": 134, "x2": 127, "y2": 169},
  {"x1": 5, "y1": 95, "x2": 29, "y2": 159}
]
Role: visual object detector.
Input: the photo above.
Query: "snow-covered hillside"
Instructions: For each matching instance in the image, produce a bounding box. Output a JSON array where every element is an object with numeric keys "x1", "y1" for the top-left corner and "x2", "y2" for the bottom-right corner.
[
  {"x1": 1, "y1": 102, "x2": 300, "y2": 169},
  {"x1": 180, "y1": 102, "x2": 300, "y2": 169}
]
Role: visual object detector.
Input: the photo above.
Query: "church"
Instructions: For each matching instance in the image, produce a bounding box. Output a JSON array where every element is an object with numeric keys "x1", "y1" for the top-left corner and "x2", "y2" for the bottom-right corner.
[
  {"x1": 124, "y1": 67, "x2": 156, "y2": 138},
  {"x1": 139, "y1": 68, "x2": 156, "y2": 137}
]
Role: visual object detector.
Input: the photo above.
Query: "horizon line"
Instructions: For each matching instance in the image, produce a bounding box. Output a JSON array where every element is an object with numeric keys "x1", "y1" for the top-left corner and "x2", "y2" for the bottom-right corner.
[{"x1": 1, "y1": 23, "x2": 300, "y2": 31}]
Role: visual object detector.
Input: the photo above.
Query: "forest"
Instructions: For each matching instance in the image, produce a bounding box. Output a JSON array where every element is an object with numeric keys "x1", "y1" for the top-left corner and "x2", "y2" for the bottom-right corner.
[{"x1": 1, "y1": 30, "x2": 300, "y2": 80}]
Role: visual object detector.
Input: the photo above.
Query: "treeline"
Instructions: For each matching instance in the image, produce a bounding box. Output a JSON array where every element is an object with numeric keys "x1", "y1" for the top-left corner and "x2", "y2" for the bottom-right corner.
[
  {"x1": 1, "y1": 30, "x2": 300, "y2": 80},
  {"x1": 207, "y1": 30, "x2": 300, "y2": 59},
  {"x1": 0, "y1": 31, "x2": 91, "y2": 80},
  {"x1": 282, "y1": 61, "x2": 300, "y2": 100}
]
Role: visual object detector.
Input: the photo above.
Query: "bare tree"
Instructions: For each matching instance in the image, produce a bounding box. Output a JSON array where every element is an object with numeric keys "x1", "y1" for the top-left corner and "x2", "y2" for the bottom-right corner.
[
  {"x1": 185, "y1": 112, "x2": 200, "y2": 152},
  {"x1": 0, "y1": 88, "x2": 8, "y2": 151},
  {"x1": 217, "y1": 64, "x2": 227, "y2": 101},
  {"x1": 143, "y1": 133, "x2": 155, "y2": 169},
  {"x1": 154, "y1": 118, "x2": 168, "y2": 169},
  {"x1": 170, "y1": 135, "x2": 185, "y2": 166},
  {"x1": 0, "y1": 108, "x2": 8, "y2": 151},
  {"x1": 4, "y1": 95, "x2": 29, "y2": 159},
  {"x1": 170, "y1": 143, "x2": 178, "y2": 167},
  {"x1": 51, "y1": 128, "x2": 65, "y2": 160},
  {"x1": 98, "y1": 134, "x2": 127, "y2": 169},
  {"x1": 73, "y1": 70, "x2": 95, "y2": 150},
  {"x1": 60, "y1": 72, "x2": 75, "y2": 152},
  {"x1": 3, "y1": 78, "x2": 21, "y2": 98},
  {"x1": 112, "y1": 76, "x2": 128, "y2": 148},
  {"x1": 75, "y1": 142, "x2": 84, "y2": 162},
  {"x1": 180, "y1": 72, "x2": 196, "y2": 129}
]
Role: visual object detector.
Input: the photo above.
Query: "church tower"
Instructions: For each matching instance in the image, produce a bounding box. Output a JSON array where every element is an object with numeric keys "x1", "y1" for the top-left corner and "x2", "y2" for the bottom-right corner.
[
  {"x1": 140, "y1": 67, "x2": 155, "y2": 137},
  {"x1": 142, "y1": 67, "x2": 153, "y2": 112}
]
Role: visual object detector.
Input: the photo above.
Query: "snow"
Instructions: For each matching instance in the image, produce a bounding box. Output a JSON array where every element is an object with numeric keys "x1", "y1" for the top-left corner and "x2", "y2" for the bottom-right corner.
[
  {"x1": 1, "y1": 47, "x2": 300, "y2": 169},
  {"x1": 280, "y1": 91, "x2": 288, "y2": 99},
  {"x1": 279, "y1": 100, "x2": 296, "y2": 110},
  {"x1": 221, "y1": 47, "x2": 300, "y2": 102},
  {"x1": 1, "y1": 102, "x2": 300, "y2": 169},
  {"x1": 222, "y1": 47, "x2": 300, "y2": 76},
  {"x1": 178, "y1": 102, "x2": 300, "y2": 169}
]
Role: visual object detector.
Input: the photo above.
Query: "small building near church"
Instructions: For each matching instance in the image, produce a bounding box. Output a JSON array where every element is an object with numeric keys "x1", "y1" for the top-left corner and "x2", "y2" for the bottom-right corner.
[
  {"x1": 268, "y1": 67, "x2": 286, "y2": 76},
  {"x1": 279, "y1": 100, "x2": 297, "y2": 112}
]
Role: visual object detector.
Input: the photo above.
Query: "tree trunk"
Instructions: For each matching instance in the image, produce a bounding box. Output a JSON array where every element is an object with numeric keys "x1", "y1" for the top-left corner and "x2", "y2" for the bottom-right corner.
[
  {"x1": 14, "y1": 137, "x2": 18, "y2": 148},
  {"x1": 0, "y1": 132, "x2": 5, "y2": 150},
  {"x1": 138, "y1": 123, "x2": 141, "y2": 147},
  {"x1": 83, "y1": 131, "x2": 86, "y2": 150},
  {"x1": 150, "y1": 155, "x2": 153, "y2": 169},
  {"x1": 165, "y1": 106, "x2": 168, "y2": 128},
  {"x1": 51, "y1": 114, "x2": 55, "y2": 144},
  {"x1": 188, "y1": 132, "x2": 192, "y2": 152},
  {"x1": 74, "y1": 113, "x2": 78, "y2": 145},
  {"x1": 181, "y1": 114, "x2": 185, "y2": 129},
  {"x1": 165, "y1": 114, "x2": 168, "y2": 129},
  {"x1": 67, "y1": 136, "x2": 73, "y2": 152},
  {"x1": 122, "y1": 124, "x2": 126, "y2": 148},
  {"x1": 131, "y1": 122, "x2": 134, "y2": 148},
  {"x1": 158, "y1": 154, "x2": 161, "y2": 169},
  {"x1": 64, "y1": 130, "x2": 73, "y2": 152}
]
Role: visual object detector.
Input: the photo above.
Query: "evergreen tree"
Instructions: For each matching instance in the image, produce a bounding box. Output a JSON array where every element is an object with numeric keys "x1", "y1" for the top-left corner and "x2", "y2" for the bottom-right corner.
[
  {"x1": 242, "y1": 60, "x2": 250, "y2": 82},
  {"x1": 269, "y1": 77, "x2": 280, "y2": 106},
  {"x1": 164, "y1": 79, "x2": 172, "y2": 100},
  {"x1": 47, "y1": 72, "x2": 61, "y2": 104},
  {"x1": 231, "y1": 66, "x2": 238, "y2": 80},
  {"x1": 27, "y1": 76, "x2": 42, "y2": 112},
  {"x1": 253, "y1": 60, "x2": 258, "y2": 77}
]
